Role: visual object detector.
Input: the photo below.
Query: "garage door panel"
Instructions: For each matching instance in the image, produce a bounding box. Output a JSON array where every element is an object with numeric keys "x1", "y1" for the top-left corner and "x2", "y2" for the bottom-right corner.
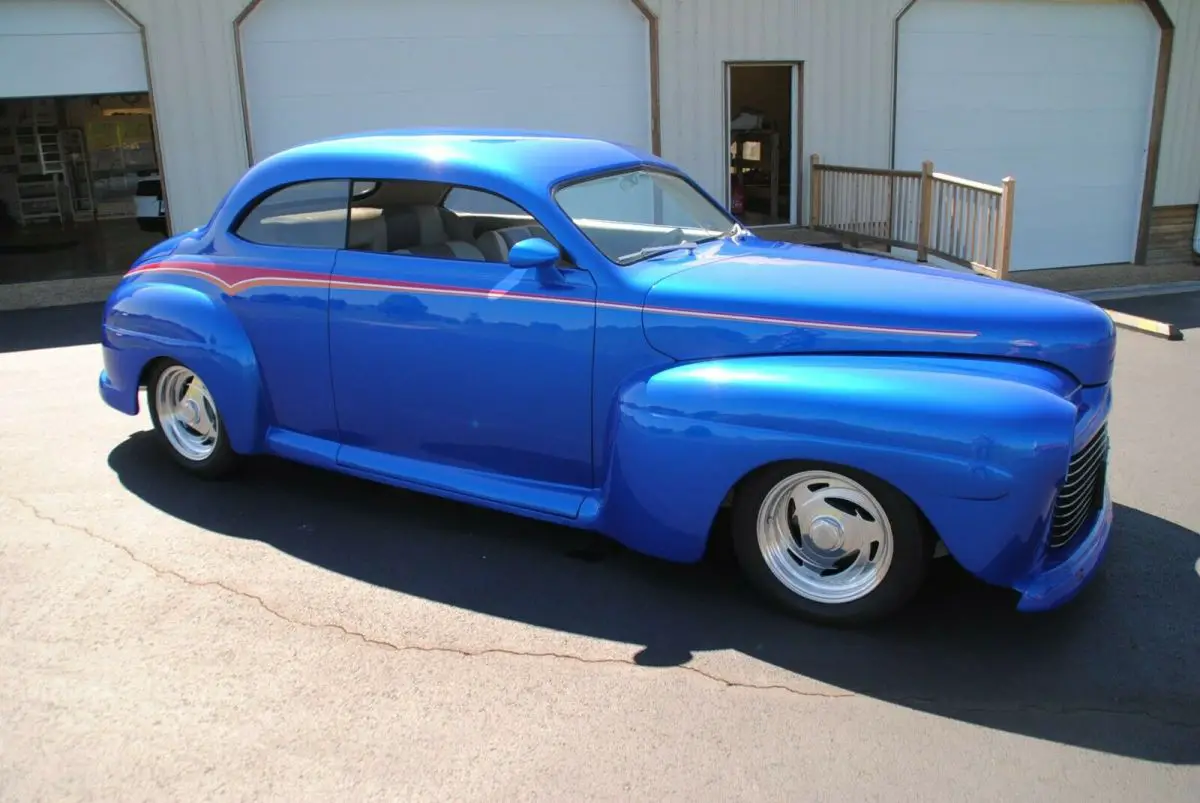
[
  {"x1": 264, "y1": 84, "x2": 647, "y2": 142},
  {"x1": 246, "y1": 0, "x2": 643, "y2": 41},
  {"x1": 896, "y1": 0, "x2": 1158, "y2": 270},
  {"x1": 933, "y1": 145, "x2": 1145, "y2": 192},
  {"x1": 916, "y1": 113, "x2": 1147, "y2": 156},
  {"x1": 1015, "y1": 199, "x2": 1141, "y2": 263},
  {"x1": 903, "y1": 70, "x2": 1148, "y2": 116},
  {"x1": 241, "y1": 0, "x2": 651, "y2": 161},
  {"x1": 907, "y1": 0, "x2": 1138, "y2": 35},
  {"x1": 0, "y1": 0, "x2": 147, "y2": 98},
  {"x1": 251, "y1": 35, "x2": 644, "y2": 96}
]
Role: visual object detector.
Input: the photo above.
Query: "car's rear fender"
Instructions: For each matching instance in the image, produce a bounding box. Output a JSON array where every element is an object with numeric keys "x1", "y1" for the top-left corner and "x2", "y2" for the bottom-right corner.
[
  {"x1": 101, "y1": 278, "x2": 268, "y2": 454},
  {"x1": 593, "y1": 354, "x2": 1081, "y2": 574}
]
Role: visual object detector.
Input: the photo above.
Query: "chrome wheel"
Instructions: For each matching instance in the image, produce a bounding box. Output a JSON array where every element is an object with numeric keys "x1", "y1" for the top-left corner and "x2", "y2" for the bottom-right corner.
[
  {"x1": 154, "y1": 364, "x2": 220, "y2": 462},
  {"x1": 756, "y1": 470, "x2": 895, "y2": 605}
]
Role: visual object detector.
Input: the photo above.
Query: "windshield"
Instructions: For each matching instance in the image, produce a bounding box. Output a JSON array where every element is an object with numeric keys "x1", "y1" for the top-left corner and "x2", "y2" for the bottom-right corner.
[{"x1": 553, "y1": 168, "x2": 740, "y2": 264}]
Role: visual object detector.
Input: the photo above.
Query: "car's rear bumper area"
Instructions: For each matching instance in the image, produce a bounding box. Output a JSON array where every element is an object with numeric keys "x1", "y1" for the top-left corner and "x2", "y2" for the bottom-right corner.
[{"x1": 1012, "y1": 485, "x2": 1113, "y2": 612}]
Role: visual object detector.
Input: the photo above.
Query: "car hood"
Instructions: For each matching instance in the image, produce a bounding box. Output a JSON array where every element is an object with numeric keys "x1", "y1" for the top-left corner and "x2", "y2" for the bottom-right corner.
[{"x1": 639, "y1": 240, "x2": 1116, "y2": 387}]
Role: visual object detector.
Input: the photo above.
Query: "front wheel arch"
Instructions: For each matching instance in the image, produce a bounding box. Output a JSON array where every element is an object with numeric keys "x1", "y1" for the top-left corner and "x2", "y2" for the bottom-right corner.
[
  {"x1": 718, "y1": 458, "x2": 942, "y2": 546},
  {"x1": 725, "y1": 458, "x2": 938, "y2": 625}
]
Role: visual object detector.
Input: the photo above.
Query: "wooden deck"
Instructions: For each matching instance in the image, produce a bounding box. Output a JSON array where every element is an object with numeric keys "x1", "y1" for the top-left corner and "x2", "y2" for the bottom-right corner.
[{"x1": 755, "y1": 226, "x2": 1200, "y2": 294}]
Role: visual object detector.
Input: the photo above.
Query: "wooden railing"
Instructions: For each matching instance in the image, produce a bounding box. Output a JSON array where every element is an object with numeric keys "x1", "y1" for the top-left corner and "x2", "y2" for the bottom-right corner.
[{"x1": 809, "y1": 154, "x2": 1016, "y2": 280}]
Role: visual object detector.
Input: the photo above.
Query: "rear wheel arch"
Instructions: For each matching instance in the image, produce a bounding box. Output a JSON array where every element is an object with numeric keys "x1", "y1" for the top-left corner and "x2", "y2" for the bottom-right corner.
[
  {"x1": 109, "y1": 286, "x2": 271, "y2": 454},
  {"x1": 138, "y1": 355, "x2": 169, "y2": 389},
  {"x1": 129, "y1": 346, "x2": 267, "y2": 455},
  {"x1": 144, "y1": 358, "x2": 241, "y2": 479}
]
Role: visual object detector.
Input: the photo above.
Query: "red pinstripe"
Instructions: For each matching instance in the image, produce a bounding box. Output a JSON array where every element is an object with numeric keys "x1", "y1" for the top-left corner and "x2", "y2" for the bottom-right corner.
[{"x1": 127, "y1": 260, "x2": 980, "y2": 340}]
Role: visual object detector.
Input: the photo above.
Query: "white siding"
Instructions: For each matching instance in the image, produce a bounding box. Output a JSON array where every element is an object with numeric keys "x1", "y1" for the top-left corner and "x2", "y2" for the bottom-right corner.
[
  {"x1": 652, "y1": 0, "x2": 1200, "y2": 218},
  {"x1": 1157, "y1": 0, "x2": 1200, "y2": 206},
  {"x1": 118, "y1": 0, "x2": 251, "y2": 234},
  {"x1": 650, "y1": 0, "x2": 904, "y2": 218},
  {"x1": 115, "y1": 0, "x2": 1198, "y2": 236}
]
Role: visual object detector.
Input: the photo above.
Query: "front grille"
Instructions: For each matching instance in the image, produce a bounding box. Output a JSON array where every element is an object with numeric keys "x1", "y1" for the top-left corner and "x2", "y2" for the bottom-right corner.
[{"x1": 1049, "y1": 424, "x2": 1109, "y2": 548}]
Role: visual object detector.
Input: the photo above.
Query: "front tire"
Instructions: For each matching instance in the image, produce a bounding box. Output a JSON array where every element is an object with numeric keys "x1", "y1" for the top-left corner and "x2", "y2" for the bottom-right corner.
[
  {"x1": 146, "y1": 360, "x2": 239, "y2": 479},
  {"x1": 731, "y1": 461, "x2": 933, "y2": 627}
]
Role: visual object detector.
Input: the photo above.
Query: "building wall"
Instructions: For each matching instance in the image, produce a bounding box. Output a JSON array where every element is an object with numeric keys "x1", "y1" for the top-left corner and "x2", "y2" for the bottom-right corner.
[
  {"x1": 650, "y1": 0, "x2": 1200, "y2": 217},
  {"x1": 122, "y1": 0, "x2": 1199, "y2": 233},
  {"x1": 647, "y1": 0, "x2": 904, "y2": 218},
  {"x1": 118, "y1": 0, "x2": 250, "y2": 234},
  {"x1": 1157, "y1": 0, "x2": 1200, "y2": 207}
]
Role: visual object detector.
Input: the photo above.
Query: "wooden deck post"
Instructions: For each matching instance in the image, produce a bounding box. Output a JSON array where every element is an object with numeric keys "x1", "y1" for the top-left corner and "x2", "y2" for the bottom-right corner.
[
  {"x1": 917, "y1": 160, "x2": 934, "y2": 262},
  {"x1": 994, "y1": 176, "x2": 1016, "y2": 280},
  {"x1": 809, "y1": 154, "x2": 823, "y2": 228}
]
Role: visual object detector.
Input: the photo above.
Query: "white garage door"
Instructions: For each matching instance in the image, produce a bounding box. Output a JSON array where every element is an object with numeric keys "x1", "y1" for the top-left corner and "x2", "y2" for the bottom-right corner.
[
  {"x1": 894, "y1": 0, "x2": 1159, "y2": 270},
  {"x1": 0, "y1": 0, "x2": 147, "y2": 98},
  {"x1": 239, "y1": 0, "x2": 653, "y2": 162}
]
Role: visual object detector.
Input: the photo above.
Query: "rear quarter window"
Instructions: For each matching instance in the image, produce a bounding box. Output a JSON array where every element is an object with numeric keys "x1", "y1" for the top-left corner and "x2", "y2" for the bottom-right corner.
[{"x1": 234, "y1": 179, "x2": 352, "y2": 248}]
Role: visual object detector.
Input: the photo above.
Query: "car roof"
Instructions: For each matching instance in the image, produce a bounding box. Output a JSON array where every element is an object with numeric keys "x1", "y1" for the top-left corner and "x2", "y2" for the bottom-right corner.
[
  {"x1": 214, "y1": 129, "x2": 672, "y2": 224},
  {"x1": 301, "y1": 128, "x2": 664, "y2": 181}
]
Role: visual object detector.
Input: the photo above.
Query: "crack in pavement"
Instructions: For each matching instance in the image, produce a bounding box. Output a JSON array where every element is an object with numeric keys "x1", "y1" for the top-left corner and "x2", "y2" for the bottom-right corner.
[
  {"x1": 7, "y1": 496, "x2": 853, "y2": 700},
  {"x1": 12, "y1": 496, "x2": 1199, "y2": 729}
]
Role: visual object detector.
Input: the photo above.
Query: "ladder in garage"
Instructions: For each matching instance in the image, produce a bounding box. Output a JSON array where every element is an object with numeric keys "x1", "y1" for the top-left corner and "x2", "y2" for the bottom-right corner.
[{"x1": 12, "y1": 124, "x2": 65, "y2": 226}]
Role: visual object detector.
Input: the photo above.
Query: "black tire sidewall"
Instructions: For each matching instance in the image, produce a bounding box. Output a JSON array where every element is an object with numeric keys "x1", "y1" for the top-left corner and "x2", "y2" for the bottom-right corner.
[
  {"x1": 731, "y1": 460, "x2": 932, "y2": 627},
  {"x1": 146, "y1": 360, "x2": 238, "y2": 479}
]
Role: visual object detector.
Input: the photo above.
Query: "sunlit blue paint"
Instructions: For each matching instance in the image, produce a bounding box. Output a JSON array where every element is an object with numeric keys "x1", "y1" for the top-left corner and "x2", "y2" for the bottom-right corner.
[{"x1": 98, "y1": 130, "x2": 1118, "y2": 615}]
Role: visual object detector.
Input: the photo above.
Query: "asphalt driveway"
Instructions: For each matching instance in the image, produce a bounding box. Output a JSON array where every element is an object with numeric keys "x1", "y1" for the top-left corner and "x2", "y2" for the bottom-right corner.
[
  {"x1": 1, "y1": 300, "x2": 1197, "y2": 801},
  {"x1": 1102, "y1": 288, "x2": 1200, "y2": 334}
]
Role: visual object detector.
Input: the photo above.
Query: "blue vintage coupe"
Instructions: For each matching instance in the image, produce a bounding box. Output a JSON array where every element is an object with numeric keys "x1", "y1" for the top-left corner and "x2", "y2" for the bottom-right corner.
[{"x1": 98, "y1": 130, "x2": 1116, "y2": 626}]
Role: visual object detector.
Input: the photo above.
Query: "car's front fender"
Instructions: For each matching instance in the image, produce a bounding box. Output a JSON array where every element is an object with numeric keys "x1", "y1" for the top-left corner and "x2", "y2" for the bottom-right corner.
[
  {"x1": 100, "y1": 278, "x2": 267, "y2": 454},
  {"x1": 593, "y1": 354, "x2": 1081, "y2": 575}
]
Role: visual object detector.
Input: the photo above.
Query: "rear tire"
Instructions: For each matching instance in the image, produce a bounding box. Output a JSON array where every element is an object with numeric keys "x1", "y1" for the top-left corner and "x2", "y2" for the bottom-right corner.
[
  {"x1": 731, "y1": 461, "x2": 933, "y2": 627},
  {"x1": 146, "y1": 360, "x2": 239, "y2": 480}
]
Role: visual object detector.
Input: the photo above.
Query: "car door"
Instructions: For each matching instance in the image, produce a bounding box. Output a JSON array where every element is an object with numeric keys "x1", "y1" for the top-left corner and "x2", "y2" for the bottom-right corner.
[
  {"x1": 328, "y1": 180, "x2": 599, "y2": 497},
  {"x1": 219, "y1": 178, "x2": 354, "y2": 441}
]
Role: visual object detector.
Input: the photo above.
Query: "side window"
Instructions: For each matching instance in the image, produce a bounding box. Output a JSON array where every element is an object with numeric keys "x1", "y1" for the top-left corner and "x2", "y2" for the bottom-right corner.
[
  {"x1": 443, "y1": 187, "x2": 531, "y2": 221},
  {"x1": 233, "y1": 179, "x2": 351, "y2": 248},
  {"x1": 352, "y1": 181, "x2": 381, "y2": 200},
  {"x1": 345, "y1": 179, "x2": 568, "y2": 266}
]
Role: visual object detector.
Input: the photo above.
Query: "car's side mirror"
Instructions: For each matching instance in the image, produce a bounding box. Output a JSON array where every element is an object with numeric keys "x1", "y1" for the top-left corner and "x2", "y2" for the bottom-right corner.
[{"x1": 508, "y1": 237, "x2": 566, "y2": 286}]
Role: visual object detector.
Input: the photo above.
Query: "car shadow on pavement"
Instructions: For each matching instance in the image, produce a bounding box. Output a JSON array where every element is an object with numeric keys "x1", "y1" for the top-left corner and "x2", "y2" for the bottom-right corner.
[
  {"x1": 107, "y1": 433, "x2": 1200, "y2": 765},
  {"x1": 0, "y1": 302, "x2": 104, "y2": 354}
]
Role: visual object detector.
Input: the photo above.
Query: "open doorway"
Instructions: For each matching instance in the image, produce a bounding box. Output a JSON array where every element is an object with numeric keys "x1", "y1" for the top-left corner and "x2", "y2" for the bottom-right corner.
[
  {"x1": 726, "y1": 62, "x2": 801, "y2": 227},
  {"x1": 0, "y1": 93, "x2": 166, "y2": 287}
]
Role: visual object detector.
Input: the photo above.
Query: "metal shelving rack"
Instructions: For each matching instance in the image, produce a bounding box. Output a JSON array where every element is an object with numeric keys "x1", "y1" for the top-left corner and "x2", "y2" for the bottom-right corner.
[{"x1": 13, "y1": 125, "x2": 65, "y2": 225}]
